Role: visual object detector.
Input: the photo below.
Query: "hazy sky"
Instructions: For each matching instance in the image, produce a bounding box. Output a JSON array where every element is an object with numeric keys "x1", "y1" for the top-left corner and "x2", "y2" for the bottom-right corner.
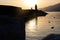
[{"x1": 0, "y1": 0, "x2": 60, "y2": 9}]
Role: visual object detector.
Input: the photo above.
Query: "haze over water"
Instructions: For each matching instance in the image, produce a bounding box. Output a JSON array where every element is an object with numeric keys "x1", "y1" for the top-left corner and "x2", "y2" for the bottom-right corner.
[{"x1": 26, "y1": 12, "x2": 60, "y2": 40}]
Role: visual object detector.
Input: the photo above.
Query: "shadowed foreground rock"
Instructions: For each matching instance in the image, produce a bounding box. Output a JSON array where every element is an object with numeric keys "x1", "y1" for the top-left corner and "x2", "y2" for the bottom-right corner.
[
  {"x1": 0, "y1": 5, "x2": 47, "y2": 40},
  {"x1": 42, "y1": 34, "x2": 60, "y2": 40}
]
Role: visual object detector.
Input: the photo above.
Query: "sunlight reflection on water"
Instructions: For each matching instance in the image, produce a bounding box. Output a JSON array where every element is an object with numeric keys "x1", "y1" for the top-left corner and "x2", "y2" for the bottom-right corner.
[{"x1": 26, "y1": 19, "x2": 37, "y2": 32}]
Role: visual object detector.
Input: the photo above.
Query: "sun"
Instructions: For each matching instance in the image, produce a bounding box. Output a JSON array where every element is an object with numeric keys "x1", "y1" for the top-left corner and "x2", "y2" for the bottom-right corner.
[{"x1": 24, "y1": 0, "x2": 37, "y2": 7}]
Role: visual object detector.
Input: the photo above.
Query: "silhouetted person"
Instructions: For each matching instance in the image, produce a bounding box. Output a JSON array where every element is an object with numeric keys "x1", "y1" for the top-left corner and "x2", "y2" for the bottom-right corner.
[{"x1": 35, "y1": 4, "x2": 37, "y2": 10}]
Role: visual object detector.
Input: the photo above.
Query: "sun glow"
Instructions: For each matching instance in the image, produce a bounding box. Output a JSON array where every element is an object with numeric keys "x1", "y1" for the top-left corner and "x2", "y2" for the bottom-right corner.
[{"x1": 24, "y1": 0, "x2": 37, "y2": 7}]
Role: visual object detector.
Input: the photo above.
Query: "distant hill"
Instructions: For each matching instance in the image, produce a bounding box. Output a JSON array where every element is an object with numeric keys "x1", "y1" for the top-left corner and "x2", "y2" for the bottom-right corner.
[{"x1": 41, "y1": 3, "x2": 60, "y2": 12}]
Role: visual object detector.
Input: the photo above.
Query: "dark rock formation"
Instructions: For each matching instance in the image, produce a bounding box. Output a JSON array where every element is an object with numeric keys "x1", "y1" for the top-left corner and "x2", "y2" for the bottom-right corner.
[
  {"x1": 42, "y1": 34, "x2": 60, "y2": 40},
  {"x1": 0, "y1": 5, "x2": 47, "y2": 40}
]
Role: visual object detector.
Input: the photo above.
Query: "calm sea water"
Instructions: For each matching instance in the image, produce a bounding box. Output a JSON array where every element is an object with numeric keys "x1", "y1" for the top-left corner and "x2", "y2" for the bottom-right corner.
[{"x1": 26, "y1": 12, "x2": 60, "y2": 40}]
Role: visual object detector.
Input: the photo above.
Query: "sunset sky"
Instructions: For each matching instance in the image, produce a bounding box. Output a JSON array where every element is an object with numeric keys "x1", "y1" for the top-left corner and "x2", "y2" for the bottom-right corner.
[{"x1": 0, "y1": 0, "x2": 60, "y2": 9}]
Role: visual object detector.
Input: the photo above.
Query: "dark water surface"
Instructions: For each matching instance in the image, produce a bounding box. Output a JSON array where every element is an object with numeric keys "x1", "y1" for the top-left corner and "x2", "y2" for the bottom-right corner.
[{"x1": 26, "y1": 12, "x2": 60, "y2": 40}]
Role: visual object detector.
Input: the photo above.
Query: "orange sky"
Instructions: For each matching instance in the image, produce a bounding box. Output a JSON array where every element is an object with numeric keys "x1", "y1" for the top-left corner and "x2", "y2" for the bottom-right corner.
[{"x1": 0, "y1": 0, "x2": 60, "y2": 9}]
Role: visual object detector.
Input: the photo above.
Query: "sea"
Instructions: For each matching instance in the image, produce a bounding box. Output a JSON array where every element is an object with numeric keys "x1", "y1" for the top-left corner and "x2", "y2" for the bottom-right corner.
[{"x1": 26, "y1": 12, "x2": 60, "y2": 40}]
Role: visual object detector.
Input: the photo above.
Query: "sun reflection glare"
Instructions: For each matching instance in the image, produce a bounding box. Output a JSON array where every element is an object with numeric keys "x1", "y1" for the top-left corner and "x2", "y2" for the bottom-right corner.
[
  {"x1": 26, "y1": 19, "x2": 36, "y2": 31},
  {"x1": 29, "y1": 20, "x2": 35, "y2": 29}
]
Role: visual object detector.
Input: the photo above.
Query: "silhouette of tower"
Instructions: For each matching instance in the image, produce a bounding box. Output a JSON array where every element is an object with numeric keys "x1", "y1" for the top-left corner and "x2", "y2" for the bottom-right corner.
[{"x1": 35, "y1": 4, "x2": 37, "y2": 10}]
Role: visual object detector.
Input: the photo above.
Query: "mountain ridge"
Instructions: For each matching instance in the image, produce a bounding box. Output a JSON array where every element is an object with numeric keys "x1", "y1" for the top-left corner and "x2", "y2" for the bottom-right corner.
[{"x1": 41, "y1": 3, "x2": 60, "y2": 12}]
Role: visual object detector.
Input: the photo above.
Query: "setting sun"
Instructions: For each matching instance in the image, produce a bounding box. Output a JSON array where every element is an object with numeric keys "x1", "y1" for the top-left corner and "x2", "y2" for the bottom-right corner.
[{"x1": 24, "y1": 0, "x2": 37, "y2": 7}]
